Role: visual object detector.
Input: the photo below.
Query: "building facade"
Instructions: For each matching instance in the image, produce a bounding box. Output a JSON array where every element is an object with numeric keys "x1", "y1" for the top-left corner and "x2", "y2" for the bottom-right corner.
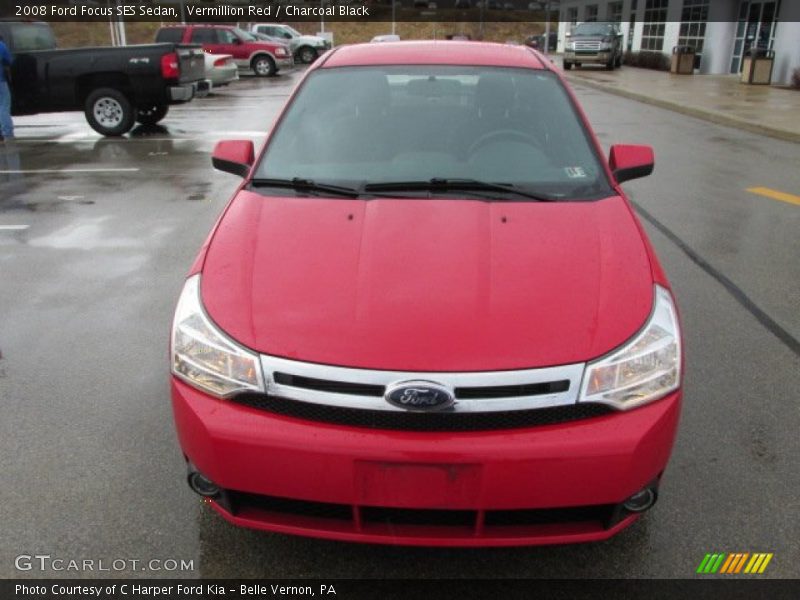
[{"x1": 556, "y1": 0, "x2": 800, "y2": 85}]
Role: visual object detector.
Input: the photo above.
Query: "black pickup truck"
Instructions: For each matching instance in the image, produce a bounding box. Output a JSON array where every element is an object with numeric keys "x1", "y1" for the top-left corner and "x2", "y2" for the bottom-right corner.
[{"x1": 0, "y1": 20, "x2": 207, "y2": 136}]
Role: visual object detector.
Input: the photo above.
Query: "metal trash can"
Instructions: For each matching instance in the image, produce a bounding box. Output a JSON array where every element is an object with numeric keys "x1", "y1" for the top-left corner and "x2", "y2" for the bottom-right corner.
[
  {"x1": 741, "y1": 48, "x2": 774, "y2": 85},
  {"x1": 671, "y1": 45, "x2": 696, "y2": 74}
]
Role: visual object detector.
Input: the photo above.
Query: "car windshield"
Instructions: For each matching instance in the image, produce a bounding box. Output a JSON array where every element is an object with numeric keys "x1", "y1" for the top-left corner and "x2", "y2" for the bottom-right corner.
[
  {"x1": 573, "y1": 23, "x2": 615, "y2": 36},
  {"x1": 283, "y1": 26, "x2": 302, "y2": 38},
  {"x1": 254, "y1": 66, "x2": 612, "y2": 200}
]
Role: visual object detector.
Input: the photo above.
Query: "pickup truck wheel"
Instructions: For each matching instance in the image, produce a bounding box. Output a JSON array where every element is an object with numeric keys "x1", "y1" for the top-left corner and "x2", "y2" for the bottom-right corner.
[
  {"x1": 85, "y1": 88, "x2": 136, "y2": 136},
  {"x1": 252, "y1": 55, "x2": 276, "y2": 77},
  {"x1": 298, "y1": 46, "x2": 318, "y2": 64},
  {"x1": 136, "y1": 104, "x2": 169, "y2": 126}
]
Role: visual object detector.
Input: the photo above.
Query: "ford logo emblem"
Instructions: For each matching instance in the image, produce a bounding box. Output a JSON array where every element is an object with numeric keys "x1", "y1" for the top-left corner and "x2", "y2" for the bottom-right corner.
[{"x1": 384, "y1": 381, "x2": 455, "y2": 412}]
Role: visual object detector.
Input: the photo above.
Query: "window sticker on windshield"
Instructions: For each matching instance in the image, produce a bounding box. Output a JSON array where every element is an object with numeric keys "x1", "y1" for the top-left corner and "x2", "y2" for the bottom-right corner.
[{"x1": 565, "y1": 166, "x2": 587, "y2": 179}]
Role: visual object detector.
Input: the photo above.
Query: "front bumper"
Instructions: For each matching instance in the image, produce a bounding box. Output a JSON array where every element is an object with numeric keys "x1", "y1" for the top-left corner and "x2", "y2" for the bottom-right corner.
[
  {"x1": 172, "y1": 378, "x2": 680, "y2": 546},
  {"x1": 564, "y1": 51, "x2": 612, "y2": 64}
]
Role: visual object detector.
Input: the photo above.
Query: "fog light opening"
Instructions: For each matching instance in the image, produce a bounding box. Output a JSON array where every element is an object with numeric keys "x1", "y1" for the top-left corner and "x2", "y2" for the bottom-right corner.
[
  {"x1": 188, "y1": 471, "x2": 220, "y2": 498},
  {"x1": 623, "y1": 487, "x2": 657, "y2": 513}
]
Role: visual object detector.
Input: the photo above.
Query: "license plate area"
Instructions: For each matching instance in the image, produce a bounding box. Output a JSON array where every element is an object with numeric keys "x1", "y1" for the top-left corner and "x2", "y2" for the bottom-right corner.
[{"x1": 355, "y1": 461, "x2": 481, "y2": 509}]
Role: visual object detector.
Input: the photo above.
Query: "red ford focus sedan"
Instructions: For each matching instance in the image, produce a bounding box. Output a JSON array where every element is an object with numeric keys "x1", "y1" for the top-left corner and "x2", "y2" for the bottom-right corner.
[{"x1": 170, "y1": 41, "x2": 682, "y2": 546}]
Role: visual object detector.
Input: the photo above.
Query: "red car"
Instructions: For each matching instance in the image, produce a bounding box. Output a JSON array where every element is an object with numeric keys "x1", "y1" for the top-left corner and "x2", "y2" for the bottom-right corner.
[
  {"x1": 155, "y1": 24, "x2": 293, "y2": 77},
  {"x1": 170, "y1": 42, "x2": 683, "y2": 546}
]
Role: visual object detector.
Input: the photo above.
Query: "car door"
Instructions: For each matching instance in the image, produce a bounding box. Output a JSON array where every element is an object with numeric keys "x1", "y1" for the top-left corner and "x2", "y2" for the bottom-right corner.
[{"x1": 215, "y1": 28, "x2": 248, "y2": 68}]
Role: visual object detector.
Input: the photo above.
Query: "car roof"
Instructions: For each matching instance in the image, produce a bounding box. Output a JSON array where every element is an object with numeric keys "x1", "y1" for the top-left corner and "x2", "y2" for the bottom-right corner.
[{"x1": 322, "y1": 41, "x2": 548, "y2": 69}]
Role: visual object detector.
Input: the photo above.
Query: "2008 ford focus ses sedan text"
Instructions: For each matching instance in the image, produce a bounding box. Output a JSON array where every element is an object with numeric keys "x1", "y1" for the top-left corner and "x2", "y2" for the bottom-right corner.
[{"x1": 170, "y1": 41, "x2": 683, "y2": 546}]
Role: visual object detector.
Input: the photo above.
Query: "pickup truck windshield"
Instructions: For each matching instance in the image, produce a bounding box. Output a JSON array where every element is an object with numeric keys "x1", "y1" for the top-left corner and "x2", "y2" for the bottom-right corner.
[
  {"x1": 254, "y1": 66, "x2": 612, "y2": 200},
  {"x1": 7, "y1": 22, "x2": 57, "y2": 51}
]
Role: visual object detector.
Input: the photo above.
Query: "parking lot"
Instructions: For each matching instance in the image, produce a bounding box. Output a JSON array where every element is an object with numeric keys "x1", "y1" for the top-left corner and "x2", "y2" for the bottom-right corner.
[{"x1": 1, "y1": 68, "x2": 798, "y2": 579}]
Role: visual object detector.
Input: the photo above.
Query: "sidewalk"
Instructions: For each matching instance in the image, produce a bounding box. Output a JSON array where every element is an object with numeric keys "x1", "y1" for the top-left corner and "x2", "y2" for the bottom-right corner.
[{"x1": 561, "y1": 61, "x2": 800, "y2": 143}]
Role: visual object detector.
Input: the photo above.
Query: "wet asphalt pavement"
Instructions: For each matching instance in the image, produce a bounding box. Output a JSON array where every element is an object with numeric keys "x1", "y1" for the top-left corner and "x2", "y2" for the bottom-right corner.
[{"x1": 0, "y1": 69, "x2": 798, "y2": 580}]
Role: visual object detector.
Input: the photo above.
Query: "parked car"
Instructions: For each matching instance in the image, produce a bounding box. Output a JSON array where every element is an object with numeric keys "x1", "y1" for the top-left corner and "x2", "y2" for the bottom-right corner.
[
  {"x1": 564, "y1": 21, "x2": 624, "y2": 70},
  {"x1": 204, "y1": 53, "x2": 238, "y2": 88},
  {"x1": 155, "y1": 25, "x2": 293, "y2": 77},
  {"x1": 1, "y1": 20, "x2": 207, "y2": 136},
  {"x1": 171, "y1": 41, "x2": 682, "y2": 547},
  {"x1": 250, "y1": 24, "x2": 330, "y2": 64},
  {"x1": 370, "y1": 34, "x2": 401, "y2": 43},
  {"x1": 525, "y1": 32, "x2": 558, "y2": 52}
]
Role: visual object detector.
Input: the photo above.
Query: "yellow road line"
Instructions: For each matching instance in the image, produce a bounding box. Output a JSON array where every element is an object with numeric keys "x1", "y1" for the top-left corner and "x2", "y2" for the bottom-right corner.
[{"x1": 747, "y1": 186, "x2": 800, "y2": 206}]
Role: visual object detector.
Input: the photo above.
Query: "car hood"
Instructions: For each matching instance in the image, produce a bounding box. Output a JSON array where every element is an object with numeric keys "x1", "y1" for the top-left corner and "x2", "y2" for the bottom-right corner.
[{"x1": 201, "y1": 192, "x2": 654, "y2": 371}]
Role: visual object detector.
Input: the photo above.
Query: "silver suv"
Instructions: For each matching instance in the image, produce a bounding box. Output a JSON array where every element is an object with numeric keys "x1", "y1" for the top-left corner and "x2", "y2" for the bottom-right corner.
[{"x1": 251, "y1": 24, "x2": 330, "y2": 64}]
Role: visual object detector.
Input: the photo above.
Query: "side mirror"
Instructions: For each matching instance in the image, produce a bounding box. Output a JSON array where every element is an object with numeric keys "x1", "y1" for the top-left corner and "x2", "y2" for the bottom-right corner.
[
  {"x1": 233, "y1": 37, "x2": 243, "y2": 45},
  {"x1": 609, "y1": 144, "x2": 654, "y2": 184},
  {"x1": 212, "y1": 140, "x2": 254, "y2": 178}
]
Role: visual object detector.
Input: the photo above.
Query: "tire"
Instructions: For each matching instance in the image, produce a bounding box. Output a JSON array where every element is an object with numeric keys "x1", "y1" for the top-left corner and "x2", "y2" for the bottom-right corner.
[
  {"x1": 606, "y1": 58, "x2": 615, "y2": 70},
  {"x1": 136, "y1": 104, "x2": 168, "y2": 126},
  {"x1": 251, "y1": 55, "x2": 276, "y2": 77},
  {"x1": 297, "y1": 46, "x2": 318, "y2": 64},
  {"x1": 85, "y1": 88, "x2": 136, "y2": 136},
  {"x1": 563, "y1": 61, "x2": 573, "y2": 70},
  {"x1": 615, "y1": 53, "x2": 623, "y2": 68}
]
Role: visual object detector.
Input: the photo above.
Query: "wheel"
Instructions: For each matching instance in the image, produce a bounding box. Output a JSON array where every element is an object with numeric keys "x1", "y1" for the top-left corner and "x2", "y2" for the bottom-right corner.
[
  {"x1": 136, "y1": 104, "x2": 169, "y2": 126},
  {"x1": 615, "y1": 53, "x2": 623, "y2": 68},
  {"x1": 468, "y1": 129, "x2": 541, "y2": 156},
  {"x1": 563, "y1": 61, "x2": 573, "y2": 71},
  {"x1": 297, "y1": 46, "x2": 318, "y2": 64},
  {"x1": 251, "y1": 55, "x2": 276, "y2": 77},
  {"x1": 84, "y1": 88, "x2": 136, "y2": 136},
  {"x1": 606, "y1": 58, "x2": 615, "y2": 70}
]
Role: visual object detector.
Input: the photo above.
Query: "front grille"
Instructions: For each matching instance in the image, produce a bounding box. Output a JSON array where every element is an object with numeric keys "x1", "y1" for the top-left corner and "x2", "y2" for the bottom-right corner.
[
  {"x1": 273, "y1": 372, "x2": 384, "y2": 397},
  {"x1": 232, "y1": 393, "x2": 613, "y2": 431},
  {"x1": 574, "y1": 40, "x2": 602, "y2": 51},
  {"x1": 455, "y1": 380, "x2": 570, "y2": 399},
  {"x1": 229, "y1": 491, "x2": 352, "y2": 521},
  {"x1": 362, "y1": 507, "x2": 475, "y2": 527},
  {"x1": 224, "y1": 490, "x2": 618, "y2": 530},
  {"x1": 272, "y1": 372, "x2": 570, "y2": 400},
  {"x1": 484, "y1": 505, "x2": 613, "y2": 527}
]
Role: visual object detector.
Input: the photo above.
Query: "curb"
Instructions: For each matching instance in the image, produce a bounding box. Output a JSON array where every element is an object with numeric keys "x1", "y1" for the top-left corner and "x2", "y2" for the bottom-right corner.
[{"x1": 565, "y1": 74, "x2": 800, "y2": 145}]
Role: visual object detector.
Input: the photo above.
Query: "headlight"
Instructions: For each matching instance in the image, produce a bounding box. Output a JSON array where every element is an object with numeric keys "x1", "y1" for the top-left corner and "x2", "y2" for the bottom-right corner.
[
  {"x1": 275, "y1": 47, "x2": 288, "y2": 57},
  {"x1": 579, "y1": 286, "x2": 681, "y2": 410},
  {"x1": 599, "y1": 42, "x2": 612, "y2": 50},
  {"x1": 171, "y1": 275, "x2": 265, "y2": 398},
  {"x1": 566, "y1": 41, "x2": 576, "y2": 50}
]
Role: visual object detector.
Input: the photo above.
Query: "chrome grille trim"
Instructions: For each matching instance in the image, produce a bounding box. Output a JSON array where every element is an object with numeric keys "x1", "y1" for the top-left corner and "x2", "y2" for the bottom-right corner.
[
  {"x1": 259, "y1": 355, "x2": 585, "y2": 413},
  {"x1": 574, "y1": 40, "x2": 602, "y2": 51}
]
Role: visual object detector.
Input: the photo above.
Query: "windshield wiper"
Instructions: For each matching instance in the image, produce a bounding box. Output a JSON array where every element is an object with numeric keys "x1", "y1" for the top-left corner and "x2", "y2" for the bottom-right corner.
[
  {"x1": 363, "y1": 178, "x2": 558, "y2": 202},
  {"x1": 250, "y1": 177, "x2": 361, "y2": 198}
]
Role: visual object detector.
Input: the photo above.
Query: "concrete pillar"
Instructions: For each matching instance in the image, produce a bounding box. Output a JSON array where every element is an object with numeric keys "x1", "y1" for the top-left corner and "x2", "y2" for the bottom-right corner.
[{"x1": 772, "y1": 19, "x2": 800, "y2": 85}]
